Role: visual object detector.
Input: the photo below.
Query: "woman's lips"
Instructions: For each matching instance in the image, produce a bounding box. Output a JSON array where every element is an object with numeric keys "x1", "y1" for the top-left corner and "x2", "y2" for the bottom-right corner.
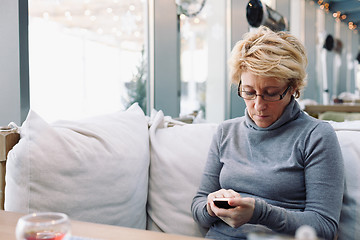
[{"x1": 255, "y1": 114, "x2": 268, "y2": 118}]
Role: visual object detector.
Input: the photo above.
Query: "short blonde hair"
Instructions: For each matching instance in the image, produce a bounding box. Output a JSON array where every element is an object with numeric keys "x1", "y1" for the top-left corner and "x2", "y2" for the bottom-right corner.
[{"x1": 229, "y1": 26, "x2": 308, "y2": 98}]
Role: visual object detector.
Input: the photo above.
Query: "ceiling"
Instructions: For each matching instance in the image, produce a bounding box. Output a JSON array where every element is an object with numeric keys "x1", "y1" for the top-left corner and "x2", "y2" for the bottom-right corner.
[
  {"x1": 316, "y1": 0, "x2": 360, "y2": 30},
  {"x1": 28, "y1": 0, "x2": 360, "y2": 37}
]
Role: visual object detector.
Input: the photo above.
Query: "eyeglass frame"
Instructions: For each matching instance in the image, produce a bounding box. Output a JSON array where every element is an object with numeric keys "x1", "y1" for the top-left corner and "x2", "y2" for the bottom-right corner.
[{"x1": 237, "y1": 81, "x2": 291, "y2": 102}]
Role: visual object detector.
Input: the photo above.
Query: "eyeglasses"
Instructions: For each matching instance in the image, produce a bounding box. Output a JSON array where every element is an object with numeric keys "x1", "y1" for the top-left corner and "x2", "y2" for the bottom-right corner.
[{"x1": 237, "y1": 81, "x2": 291, "y2": 102}]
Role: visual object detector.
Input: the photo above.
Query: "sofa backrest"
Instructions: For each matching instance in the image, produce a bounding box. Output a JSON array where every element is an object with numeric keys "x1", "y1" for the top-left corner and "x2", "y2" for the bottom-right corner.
[
  {"x1": 2, "y1": 106, "x2": 360, "y2": 239},
  {"x1": 327, "y1": 121, "x2": 360, "y2": 240},
  {"x1": 146, "y1": 115, "x2": 360, "y2": 239}
]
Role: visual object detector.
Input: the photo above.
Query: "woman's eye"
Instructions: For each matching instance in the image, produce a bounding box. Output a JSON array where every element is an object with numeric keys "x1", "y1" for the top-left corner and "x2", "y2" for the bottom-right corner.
[
  {"x1": 266, "y1": 92, "x2": 278, "y2": 97},
  {"x1": 244, "y1": 91, "x2": 255, "y2": 96}
]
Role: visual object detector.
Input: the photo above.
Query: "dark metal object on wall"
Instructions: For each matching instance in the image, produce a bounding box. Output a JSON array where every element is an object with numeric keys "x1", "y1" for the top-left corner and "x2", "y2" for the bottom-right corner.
[
  {"x1": 323, "y1": 34, "x2": 334, "y2": 51},
  {"x1": 246, "y1": 0, "x2": 287, "y2": 32}
]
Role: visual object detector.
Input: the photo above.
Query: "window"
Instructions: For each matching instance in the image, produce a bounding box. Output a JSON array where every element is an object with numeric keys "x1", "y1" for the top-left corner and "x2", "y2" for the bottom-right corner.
[
  {"x1": 28, "y1": 0, "x2": 148, "y2": 122},
  {"x1": 179, "y1": 0, "x2": 227, "y2": 123}
]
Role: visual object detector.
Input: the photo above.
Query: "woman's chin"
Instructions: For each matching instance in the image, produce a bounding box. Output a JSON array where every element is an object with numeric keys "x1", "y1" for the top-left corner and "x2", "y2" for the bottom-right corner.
[{"x1": 253, "y1": 117, "x2": 274, "y2": 128}]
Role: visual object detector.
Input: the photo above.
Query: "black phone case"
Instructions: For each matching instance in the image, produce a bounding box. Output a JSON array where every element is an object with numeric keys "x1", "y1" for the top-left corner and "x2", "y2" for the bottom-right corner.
[{"x1": 213, "y1": 199, "x2": 235, "y2": 209}]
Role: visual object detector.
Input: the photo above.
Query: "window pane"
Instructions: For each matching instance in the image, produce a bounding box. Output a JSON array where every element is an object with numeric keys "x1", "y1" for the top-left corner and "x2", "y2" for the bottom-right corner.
[
  {"x1": 28, "y1": 0, "x2": 147, "y2": 122},
  {"x1": 179, "y1": 0, "x2": 227, "y2": 123}
]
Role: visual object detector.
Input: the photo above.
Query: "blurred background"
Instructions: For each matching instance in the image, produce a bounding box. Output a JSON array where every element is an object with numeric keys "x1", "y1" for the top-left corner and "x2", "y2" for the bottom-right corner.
[{"x1": 1, "y1": 0, "x2": 360, "y2": 125}]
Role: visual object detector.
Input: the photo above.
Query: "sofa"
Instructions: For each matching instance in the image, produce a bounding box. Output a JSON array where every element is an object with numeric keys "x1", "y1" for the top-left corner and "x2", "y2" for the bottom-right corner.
[{"x1": 3, "y1": 103, "x2": 360, "y2": 239}]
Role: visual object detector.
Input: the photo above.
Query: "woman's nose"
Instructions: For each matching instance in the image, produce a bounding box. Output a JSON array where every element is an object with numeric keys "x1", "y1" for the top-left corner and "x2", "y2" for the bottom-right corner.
[{"x1": 254, "y1": 95, "x2": 267, "y2": 112}]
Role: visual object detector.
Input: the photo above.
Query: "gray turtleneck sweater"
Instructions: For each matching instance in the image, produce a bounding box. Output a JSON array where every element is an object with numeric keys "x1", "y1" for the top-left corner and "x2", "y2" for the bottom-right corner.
[{"x1": 191, "y1": 98, "x2": 344, "y2": 240}]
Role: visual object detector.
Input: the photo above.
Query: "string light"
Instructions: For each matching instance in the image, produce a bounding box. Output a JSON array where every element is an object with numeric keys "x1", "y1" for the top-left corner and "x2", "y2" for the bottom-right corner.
[
  {"x1": 349, "y1": 22, "x2": 357, "y2": 30},
  {"x1": 315, "y1": 1, "x2": 357, "y2": 31},
  {"x1": 179, "y1": 14, "x2": 186, "y2": 20},
  {"x1": 316, "y1": 0, "x2": 329, "y2": 12},
  {"x1": 324, "y1": 3, "x2": 329, "y2": 11},
  {"x1": 37, "y1": 1, "x2": 145, "y2": 45},
  {"x1": 333, "y1": 11, "x2": 340, "y2": 18}
]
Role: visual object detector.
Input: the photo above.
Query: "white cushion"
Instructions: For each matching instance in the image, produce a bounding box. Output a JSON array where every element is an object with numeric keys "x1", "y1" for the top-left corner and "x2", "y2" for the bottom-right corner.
[
  {"x1": 147, "y1": 110, "x2": 218, "y2": 237},
  {"x1": 327, "y1": 120, "x2": 360, "y2": 131},
  {"x1": 336, "y1": 130, "x2": 360, "y2": 240},
  {"x1": 5, "y1": 103, "x2": 150, "y2": 229}
]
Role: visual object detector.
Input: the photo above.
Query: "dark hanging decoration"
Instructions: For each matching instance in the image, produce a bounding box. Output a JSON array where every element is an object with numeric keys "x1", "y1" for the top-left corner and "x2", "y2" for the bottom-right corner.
[{"x1": 323, "y1": 34, "x2": 334, "y2": 51}]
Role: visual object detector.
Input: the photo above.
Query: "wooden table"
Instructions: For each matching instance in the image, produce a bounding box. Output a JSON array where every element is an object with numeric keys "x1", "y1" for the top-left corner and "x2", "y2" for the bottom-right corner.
[{"x1": 0, "y1": 210, "x2": 204, "y2": 240}]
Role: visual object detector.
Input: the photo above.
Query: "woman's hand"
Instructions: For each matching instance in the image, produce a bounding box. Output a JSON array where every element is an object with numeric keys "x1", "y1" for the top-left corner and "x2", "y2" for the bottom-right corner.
[{"x1": 207, "y1": 189, "x2": 255, "y2": 228}]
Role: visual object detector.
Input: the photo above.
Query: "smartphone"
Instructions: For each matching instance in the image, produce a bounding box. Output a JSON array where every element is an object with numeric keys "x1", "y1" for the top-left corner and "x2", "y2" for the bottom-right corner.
[{"x1": 213, "y1": 198, "x2": 235, "y2": 209}]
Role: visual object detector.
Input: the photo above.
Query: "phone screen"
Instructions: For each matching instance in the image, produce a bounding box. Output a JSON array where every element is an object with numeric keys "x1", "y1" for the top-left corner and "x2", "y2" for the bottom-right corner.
[{"x1": 213, "y1": 198, "x2": 235, "y2": 209}]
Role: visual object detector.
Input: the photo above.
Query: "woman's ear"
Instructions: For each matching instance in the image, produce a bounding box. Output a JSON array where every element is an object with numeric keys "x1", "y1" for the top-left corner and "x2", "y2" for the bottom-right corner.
[
  {"x1": 290, "y1": 87, "x2": 297, "y2": 96},
  {"x1": 291, "y1": 90, "x2": 296, "y2": 96}
]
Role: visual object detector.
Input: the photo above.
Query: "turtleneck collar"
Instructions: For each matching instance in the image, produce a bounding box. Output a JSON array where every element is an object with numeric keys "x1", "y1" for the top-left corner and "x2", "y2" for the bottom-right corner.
[{"x1": 244, "y1": 96, "x2": 301, "y2": 131}]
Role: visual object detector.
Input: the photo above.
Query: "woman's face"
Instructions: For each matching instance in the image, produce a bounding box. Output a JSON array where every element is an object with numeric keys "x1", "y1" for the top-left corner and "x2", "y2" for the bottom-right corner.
[{"x1": 240, "y1": 71, "x2": 293, "y2": 128}]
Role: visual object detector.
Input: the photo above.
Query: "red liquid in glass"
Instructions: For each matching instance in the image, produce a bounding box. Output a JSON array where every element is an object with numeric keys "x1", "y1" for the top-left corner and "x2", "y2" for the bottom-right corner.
[{"x1": 24, "y1": 231, "x2": 66, "y2": 240}]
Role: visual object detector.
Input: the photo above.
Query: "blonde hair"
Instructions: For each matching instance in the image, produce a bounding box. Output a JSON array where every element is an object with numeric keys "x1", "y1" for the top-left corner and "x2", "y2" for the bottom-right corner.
[{"x1": 228, "y1": 26, "x2": 308, "y2": 98}]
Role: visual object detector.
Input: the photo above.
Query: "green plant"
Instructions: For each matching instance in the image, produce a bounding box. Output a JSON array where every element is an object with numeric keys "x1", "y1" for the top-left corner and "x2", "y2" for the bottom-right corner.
[{"x1": 124, "y1": 48, "x2": 147, "y2": 114}]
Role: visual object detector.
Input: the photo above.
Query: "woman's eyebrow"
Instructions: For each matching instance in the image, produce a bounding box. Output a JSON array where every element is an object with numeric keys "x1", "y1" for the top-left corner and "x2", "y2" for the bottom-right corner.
[{"x1": 242, "y1": 84, "x2": 282, "y2": 90}]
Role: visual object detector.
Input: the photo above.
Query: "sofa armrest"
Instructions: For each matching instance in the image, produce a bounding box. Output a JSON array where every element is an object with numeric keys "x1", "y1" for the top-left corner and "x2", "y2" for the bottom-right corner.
[{"x1": 0, "y1": 127, "x2": 20, "y2": 210}]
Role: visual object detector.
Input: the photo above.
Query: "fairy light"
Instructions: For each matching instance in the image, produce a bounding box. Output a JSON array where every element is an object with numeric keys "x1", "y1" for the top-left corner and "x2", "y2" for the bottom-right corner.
[
  {"x1": 180, "y1": 14, "x2": 186, "y2": 20},
  {"x1": 315, "y1": 0, "x2": 357, "y2": 32},
  {"x1": 349, "y1": 22, "x2": 354, "y2": 30},
  {"x1": 349, "y1": 22, "x2": 357, "y2": 30},
  {"x1": 316, "y1": 0, "x2": 329, "y2": 12},
  {"x1": 333, "y1": 11, "x2": 340, "y2": 18}
]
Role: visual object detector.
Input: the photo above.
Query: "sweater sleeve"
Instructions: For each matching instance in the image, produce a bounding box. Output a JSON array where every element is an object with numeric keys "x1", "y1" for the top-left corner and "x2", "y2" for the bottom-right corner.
[{"x1": 249, "y1": 122, "x2": 344, "y2": 240}]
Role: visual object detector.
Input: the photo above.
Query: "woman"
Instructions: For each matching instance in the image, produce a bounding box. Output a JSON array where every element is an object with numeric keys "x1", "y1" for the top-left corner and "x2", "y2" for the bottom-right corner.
[{"x1": 191, "y1": 26, "x2": 344, "y2": 240}]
